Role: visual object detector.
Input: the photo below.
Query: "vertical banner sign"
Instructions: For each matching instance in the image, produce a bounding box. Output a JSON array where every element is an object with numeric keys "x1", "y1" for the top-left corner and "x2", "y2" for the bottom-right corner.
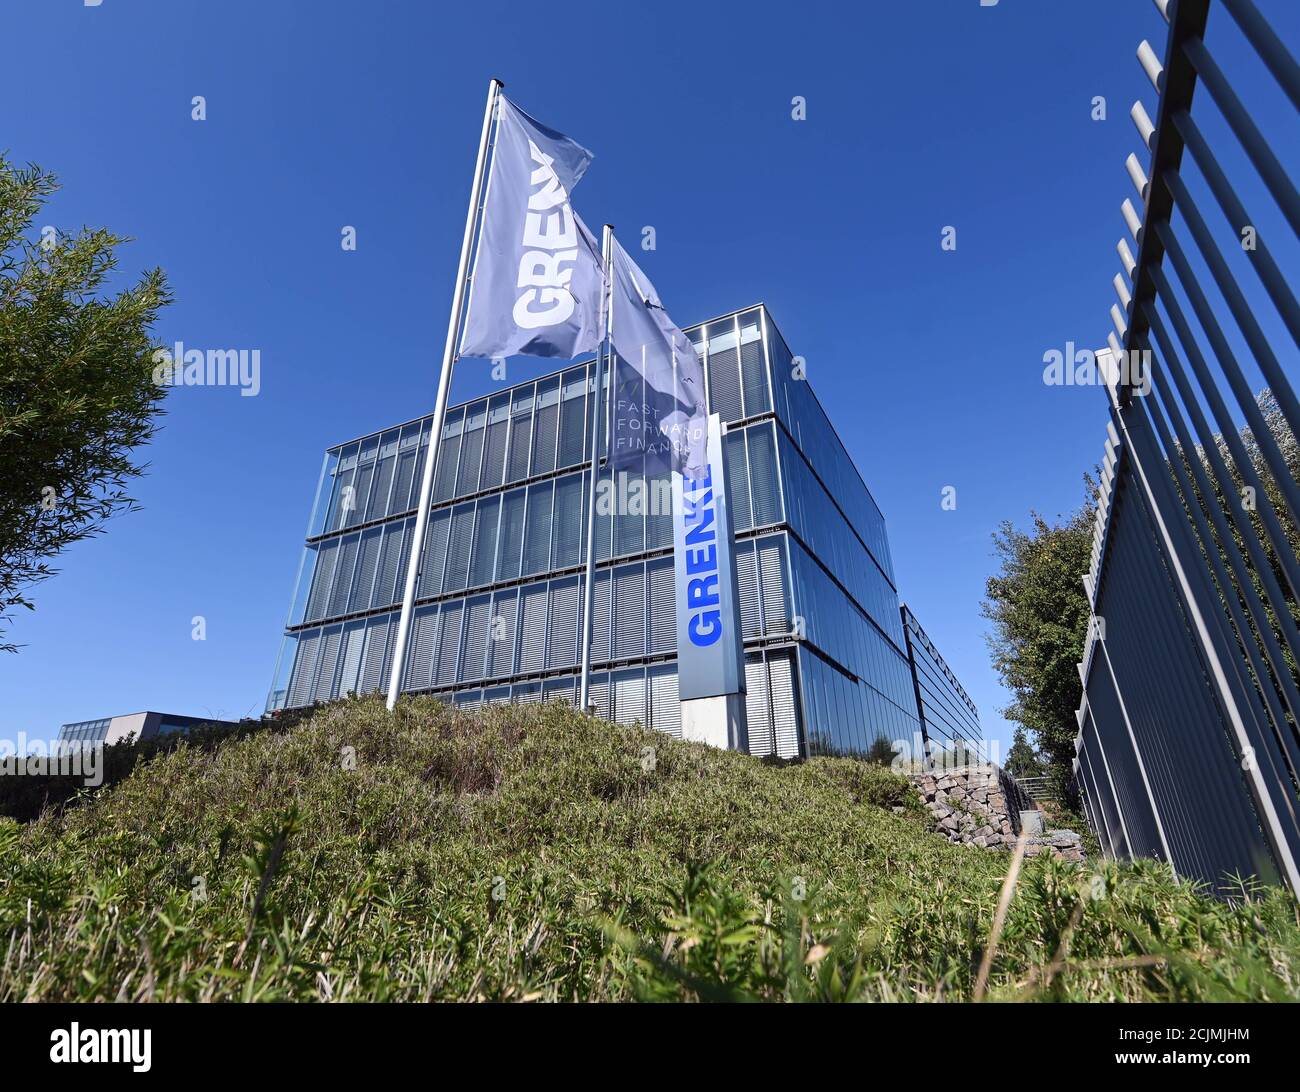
[{"x1": 673, "y1": 414, "x2": 746, "y2": 701}]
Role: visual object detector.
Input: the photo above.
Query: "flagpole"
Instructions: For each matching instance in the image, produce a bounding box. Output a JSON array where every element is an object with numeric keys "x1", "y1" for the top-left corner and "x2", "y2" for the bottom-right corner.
[
  {"x1": 386, "y1": 77, "x2": 503, "y2": 712},
  {"x1": 579, "y1": 224, "x2": 615, "y2": 712}
]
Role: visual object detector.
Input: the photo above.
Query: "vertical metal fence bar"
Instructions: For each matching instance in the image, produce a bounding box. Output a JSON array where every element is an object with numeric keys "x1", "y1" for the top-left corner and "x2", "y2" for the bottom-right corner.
[
  {"x1": 1158, "y1": 173, "x2": 1300, "y2": 530},
  {"x1": 1220, "y1": 0, "x2": 1300, "y2": 111},
  {"x1": 1171, "y1": 110, "x2": 1300, "y2": 373},
  {"x1": 1181, "y1": 35, "x2": 1300, "y2": 238},
  {"x1": 1146, "y1": 252, "x2": 1300, "y2": 615},
  {"x1": 1075, "y1": 0, "x2": 1300, "y2": 897},
  {"x1": 1134, "y1": 328, "x2": 1300, "y2": 782}
]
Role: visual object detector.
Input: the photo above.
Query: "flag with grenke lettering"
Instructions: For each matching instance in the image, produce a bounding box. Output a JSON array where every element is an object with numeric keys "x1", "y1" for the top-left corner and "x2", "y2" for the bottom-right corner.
[
  {"x1": 608, "y1": 237, "x2": 707, "y2": 478},
  {"x1": 459, "y1": 96, "x2": 603, "y2": 360}
]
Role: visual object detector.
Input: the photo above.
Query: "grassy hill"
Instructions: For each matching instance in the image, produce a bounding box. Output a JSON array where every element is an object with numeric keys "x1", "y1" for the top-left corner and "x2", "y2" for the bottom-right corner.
[{"x1": 2, "y1": 696, "x2": 1297, "y2": 1002}]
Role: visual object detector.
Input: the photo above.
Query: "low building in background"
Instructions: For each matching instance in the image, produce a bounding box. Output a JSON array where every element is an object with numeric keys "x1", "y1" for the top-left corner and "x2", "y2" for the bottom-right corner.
[
  {"x1": 268, "y1": 304, "x2": 924, "y2": 760},
  {"x1": 900, "y1": 604, "x2": 984, "y2": 764},
  {"x1": 57, "y1": 712, "x2": 237, "y2": 749}
]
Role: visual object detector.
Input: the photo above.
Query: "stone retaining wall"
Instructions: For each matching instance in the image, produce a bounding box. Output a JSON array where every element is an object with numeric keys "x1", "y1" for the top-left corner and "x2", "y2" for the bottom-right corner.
[{"x1": 908, "y1": 764, "x2": 1084, "y2": 863}]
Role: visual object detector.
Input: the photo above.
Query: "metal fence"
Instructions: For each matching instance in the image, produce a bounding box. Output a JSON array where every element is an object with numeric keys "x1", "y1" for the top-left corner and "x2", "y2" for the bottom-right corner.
[
  {"x1": 1015, "y1": 776, "x2": 1055, "y2": 805},
  {"x1": 1074, "y1": 0, "x2": 1300, "y2": 895}
]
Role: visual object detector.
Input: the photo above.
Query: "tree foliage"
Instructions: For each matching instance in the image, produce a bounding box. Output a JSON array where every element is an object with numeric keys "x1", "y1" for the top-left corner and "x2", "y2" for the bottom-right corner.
[
  {"x1": 1005, "y1": 726, "x2": 1045, "y2": 780},
  {"x1": 981, "y1": 479, "x2": 1095, "y2": 795},
  {"x1": 0, "y1": 156, "x2": 170, "y2": 651}
]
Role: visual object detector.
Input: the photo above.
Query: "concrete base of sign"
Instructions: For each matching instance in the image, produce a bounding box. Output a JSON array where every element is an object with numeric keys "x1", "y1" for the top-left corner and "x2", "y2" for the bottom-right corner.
[{"x1": 681, "y1": 693, "x2": 749, "y2": 752}]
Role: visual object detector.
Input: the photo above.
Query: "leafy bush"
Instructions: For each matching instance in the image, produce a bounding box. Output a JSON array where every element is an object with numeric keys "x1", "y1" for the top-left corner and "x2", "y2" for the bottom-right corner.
[{"x1": 1, "y1": 695, "x2": 1296, "y2": 1001}]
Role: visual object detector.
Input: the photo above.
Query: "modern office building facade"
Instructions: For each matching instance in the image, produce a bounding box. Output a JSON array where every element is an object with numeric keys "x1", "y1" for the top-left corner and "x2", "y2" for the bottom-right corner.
[
  {"x1": 900, "y1": 605, "x2": 983, "y2": 760},
  {"x1": 57, "y1": 712, "x2": 235, "y2": 749},
  {"x1": 268, "y1": 304, "x2": 922, "y2": 759}
]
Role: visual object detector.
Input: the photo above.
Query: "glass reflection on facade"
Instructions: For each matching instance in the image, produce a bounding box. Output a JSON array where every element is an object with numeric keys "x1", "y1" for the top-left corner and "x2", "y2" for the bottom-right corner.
[
  {"x1": 900, "y1": 604, "x2": 983, "y2": 759},
  {"x1": 268, "y1": 305, "x2": 922, "y2": 759}
]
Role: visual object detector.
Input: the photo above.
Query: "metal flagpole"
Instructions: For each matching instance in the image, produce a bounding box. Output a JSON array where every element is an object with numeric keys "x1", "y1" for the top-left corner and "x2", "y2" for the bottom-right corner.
[
  {"x1": 578, "y1": 224, "x2": 615, "y2": 712},
  {"x1": 386, "y1": 77, "x2": 503, "y2": 712}
]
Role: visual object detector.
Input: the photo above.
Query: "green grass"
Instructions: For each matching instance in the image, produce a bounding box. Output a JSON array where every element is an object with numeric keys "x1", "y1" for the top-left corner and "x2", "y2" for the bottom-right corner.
[{"x1": 2, "y1": 695, "x2": 1297, "y2": 1001}]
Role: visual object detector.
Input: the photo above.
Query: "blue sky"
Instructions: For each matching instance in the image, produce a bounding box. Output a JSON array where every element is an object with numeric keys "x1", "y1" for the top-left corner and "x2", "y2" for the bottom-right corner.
[{"x1": 3, "y1": 0, "x2": 1296, "y2": 756}]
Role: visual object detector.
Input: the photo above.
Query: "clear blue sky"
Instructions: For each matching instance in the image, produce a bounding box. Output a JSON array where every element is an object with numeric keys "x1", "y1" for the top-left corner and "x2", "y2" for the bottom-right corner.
[{"x1": 3, "y1": 0, "x2": 1295, "y2": 756}]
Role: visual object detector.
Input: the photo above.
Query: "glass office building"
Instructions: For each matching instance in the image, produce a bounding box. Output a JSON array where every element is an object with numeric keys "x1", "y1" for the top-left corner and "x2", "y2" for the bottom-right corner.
[
  {"x1": 56, "y1": 712, "x2": 235, "y2": 749},
  {"x1": 268, "y1": 305, "x2": 922, "y2": 759},
  {"x1": 900, "y1": 605, "x2": 983, "y2": 759}
]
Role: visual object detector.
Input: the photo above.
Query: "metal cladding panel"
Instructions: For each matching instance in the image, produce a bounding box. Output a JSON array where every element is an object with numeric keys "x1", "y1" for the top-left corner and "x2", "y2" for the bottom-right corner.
[
  {"x1": 391, "y1": 445, "x2": 417, "y2": 516},
  {"x1": 758, "y1": 535, "x2": 788, "y2": 636},
  {"x1": 552, "y1": 474, "x2": 583, "y2": 570},
  {"x1": 744, "y1": 653, "x2": 773, "y2": 757},
  {"x1": 723, "y1": 430, "x2": 752, "y2": 532},
  {"x1": 435, "y1": 602, "x2": 464, "y2": 688},
  {"x1": 591, "y1": 569, "x2": 612, "y2": 662},
  {"x1": 358, "y1": 616, "x2": 391, "y2": 695},
  {"x1": 469, "y1": 496, "x2": 500, "y2": 588},
  {"x1": 348, "y1": 463, "x2": 374, "y2": 529},
  {"x1": 706, "y1": 345, "x2": 743, "y2": 423},
  {"x1": 488, "y1": 589, "x2": 518, "y2": 677},
  {"x1": 327, "y1": 534, "x2": 359, "y2": 618},
  {"x1": 406, "y1": 605, "x2": 439, "y2": 692},
  {"x1": 418, "y1": 509, "x2": 451, "y2": 598},
  {"x1": 613, "y1": 563, "x2": 646, "y2": 659},
  {"x1": 432, "y1": 411, "x2": 462, "y2": 503},
  {"x1": 614, "y1": 470, "x2": 646, "y2": 558},
  {"x1": 532, "y1": 378, "x2": 560, "y2": 475},
  {"x1": 372, "y1": 520, "x2": 405, "y2": 610},
  {"x1": 506, "y1": 399, "x2": 533, "y2": 483},
  {"x1": 518, "y1": 585, "x2": 548, "y2": 672},
  {"x1": 558, "y1": 370, "x2": 587, "y2": 469},
  {"x1": 588, "y1": 671, "x2": 611, "y2": 719},
  {"x1": 350, "y1": 528, "x2": 382, "y2": 613},
  {"x1": 287, "y1": 630, "x2": 321, "y2": 708},
  {"x1": 646, "y1": 472, "x2": 673, "y2": 551},
  {"x1": 748, "y1": 424, "x2": 781, "y2": 528},
  {"x1": 523, "y1": 481, "x2": 554, "y2": 576},
  {"x1": 337, "y1": 622, "x2": 366, "y2": 696},
  {"x1": 649, "y1": 664, "x2": 682, "y2": 739},
  {"x1": 456, "y1": 403, "x2": 487, "y2": 495},
  {"x1": 740, "y1": 329, "x2": 769, "y2": 417},
  {"x1": 613, "y1": 667, "x2": 647, "y2": 727},
  {"x1": 496, "y1": 488, "x2": 525, "y2": 581},
  {"x1": 547, "y1": 577, "x2": 580, "y2": 670},
  {"x1": 460, "y1": 595, "x2": 492, "y2": 683},
  {"x1": 647, "y1": 557, "x2": 676, "y2": 654},
  {"x1": 305, "y1": 539, "x2": 338, "y2": 622},
  {"x1": 481, "y1": 401, "x2": 509, "y2": 490},
  {"x1": 367, "y1": 447, "x2": 396, "y2": 522},
  {"x1": 594, "y1": 465, "x2": 613, "y2": 562},
  {"x1": 313, "y1": 626, "x2": 344, "y2": 703},
  {"x1": 443, "y1": 503, "x2": 475, "y2": 593},
  {"x1": 736, "y1": 540, "x2": 762, "y2": 639},
  {"x1": 769, "y1": 649, "x2": 801, "y2": 759}
]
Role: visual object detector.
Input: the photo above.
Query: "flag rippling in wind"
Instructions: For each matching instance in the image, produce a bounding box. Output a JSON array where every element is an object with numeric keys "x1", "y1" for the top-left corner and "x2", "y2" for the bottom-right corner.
[
  {"x1": 459, "y1": 96, "x2": 603, "y2": 361},
  {"x1": 608, "y1": 238, "x2": 708, "y2": 478}
]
